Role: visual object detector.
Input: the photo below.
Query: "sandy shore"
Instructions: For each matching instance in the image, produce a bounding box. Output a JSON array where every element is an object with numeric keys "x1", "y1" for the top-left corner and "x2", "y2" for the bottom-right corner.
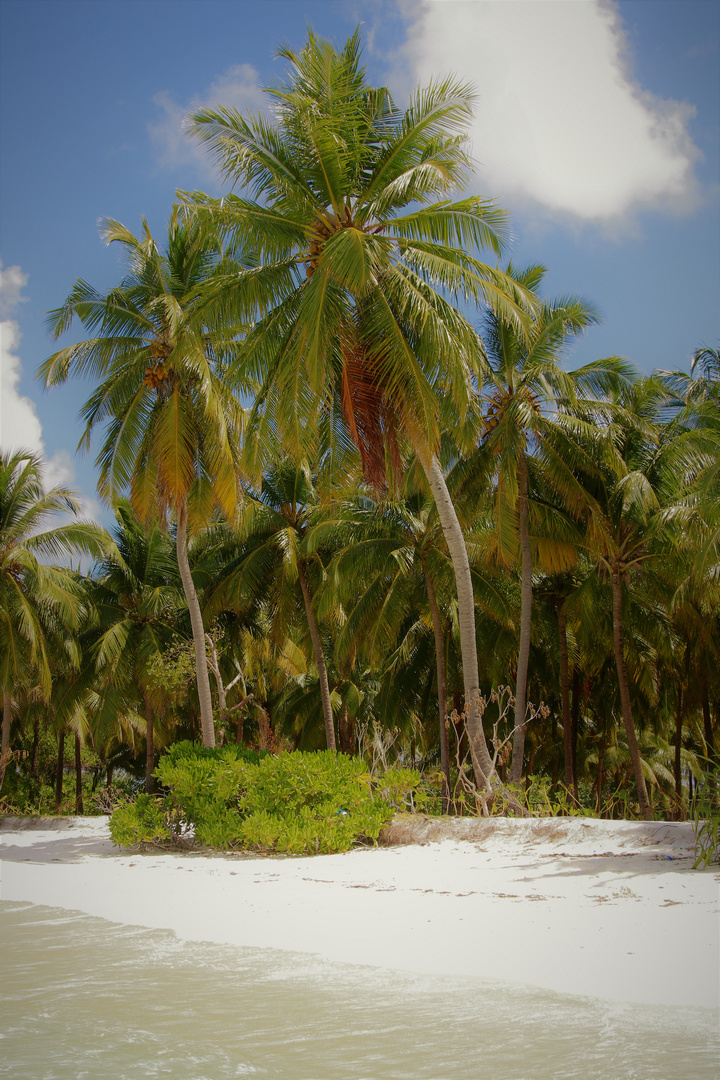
[{"x1": 1, "y1": 815, "x2": 717, "y2": 1010}]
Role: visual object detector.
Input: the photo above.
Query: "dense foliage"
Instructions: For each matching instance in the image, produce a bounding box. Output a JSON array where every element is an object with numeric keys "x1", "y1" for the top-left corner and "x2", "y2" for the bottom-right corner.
[
  {"x1": 109, "y1": 742, "x2": 420, "y2": 855},
  {"x1": 0, "y1": 30, "x2": 717, "y2": 840}
]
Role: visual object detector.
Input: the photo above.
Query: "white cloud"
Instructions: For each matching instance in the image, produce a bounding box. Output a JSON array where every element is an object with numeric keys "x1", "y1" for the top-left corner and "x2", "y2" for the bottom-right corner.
[
  {"x1": 0, "y1": 260, "x2": 29, "y2": 319},
  {"x1": 149, "y1": 64, "x2": 264, "y2": 175},
  {"x1": 401, "y1": 0, "x2": 700, "y2": 220},
  {"x1": 0, "y1": 262, "x2": 102, "y2": 523},
  {"x1": 0, "y1": 318, "x2": 45, "y2": 454}
]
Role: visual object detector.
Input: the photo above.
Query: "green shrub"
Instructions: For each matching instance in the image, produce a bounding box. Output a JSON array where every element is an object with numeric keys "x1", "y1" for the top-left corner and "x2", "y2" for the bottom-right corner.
[
  {"x1": 691, "y1": 768, "x2": 720, "y2": 869},
  {"x1": 110, "y1": 743, "x2": 420, "y2": 856},
  {"x1": 108, "y1": 793, "x2": 172, "y2": 847}
]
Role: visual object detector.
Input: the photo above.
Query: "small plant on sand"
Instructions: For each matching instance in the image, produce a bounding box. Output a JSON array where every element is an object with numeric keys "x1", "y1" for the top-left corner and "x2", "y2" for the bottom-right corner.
[{"x1": 691, "y1": 767, "x2": 720, "y2": 869}]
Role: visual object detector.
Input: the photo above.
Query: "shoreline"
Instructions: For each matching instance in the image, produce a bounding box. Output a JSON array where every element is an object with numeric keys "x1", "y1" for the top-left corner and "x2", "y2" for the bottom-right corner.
[{"x1": 1, "y1": 815, "x2": 718, "y2": 1010}]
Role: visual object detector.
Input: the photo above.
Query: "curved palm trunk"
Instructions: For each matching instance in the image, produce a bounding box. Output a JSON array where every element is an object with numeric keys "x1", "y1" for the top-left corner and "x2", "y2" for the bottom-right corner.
[
  {"x1": 557, "y1": 601, "x2": 574, "y2": 793},
  {"x1": 0, "y1": 690, "x2": 11, "y2": 791},
  {"x1": 611, "y1": 572, "x2": 651, "y2": 819},
  {"x1": 421, "y1": 453, "x2": 495, "y2": 789},
  {"x1": 176, "y1": 499, "x2": 215, "y2": 748},
  {"x1": 510, "y1": 451, "x2": 533, "y2": 783},
  {"x1": 297, "y1": 561, "x2": 336, "y2": 751},
  {"x1": 145, "y1": 692, "x2": 154, "y2": 794},
  {"x1": 425, "y1": 571, "x2": 450, "y2": 813}
]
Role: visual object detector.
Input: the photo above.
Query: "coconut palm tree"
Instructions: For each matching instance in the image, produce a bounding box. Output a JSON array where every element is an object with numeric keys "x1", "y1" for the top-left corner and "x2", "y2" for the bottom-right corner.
[
  {"x1": 89, "y1": 500, "x2": 183, "y2": 791},
  {"x1": 202, "y1": 458, "x2": 343, "y2": 750},
  {"x1": 476, "y1": 263, "x2": 607, "y2": 781},
  {"x1": 556, "y1": 376, "x2": 701, "y2": 818},
  {"x1": 0, "y1": 450, "x2": 108, "y2": 789},
  {"x1": 38, "y1": 213, "x2": 246, "y2": 747},
  {"x1": 182, "y1": 29, "x2": 534, "y2": 790}
]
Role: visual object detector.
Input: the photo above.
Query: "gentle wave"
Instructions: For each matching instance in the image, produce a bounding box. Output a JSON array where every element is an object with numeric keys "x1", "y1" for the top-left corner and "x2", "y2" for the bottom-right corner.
[{"x1": 1, "y1": 900, "x2": 717, "y2": 1079}]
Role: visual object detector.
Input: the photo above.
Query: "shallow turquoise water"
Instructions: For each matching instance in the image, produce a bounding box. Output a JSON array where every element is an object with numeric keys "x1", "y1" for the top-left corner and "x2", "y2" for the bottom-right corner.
[{"x1": 1, "y1": 900, "x2": 717, "y2": 1079}]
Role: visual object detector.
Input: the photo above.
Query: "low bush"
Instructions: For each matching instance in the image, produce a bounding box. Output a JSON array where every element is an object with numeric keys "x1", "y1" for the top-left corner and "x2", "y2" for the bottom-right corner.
[{"x1": 109, "y1": 742, "x2": 421, "y2": 856}]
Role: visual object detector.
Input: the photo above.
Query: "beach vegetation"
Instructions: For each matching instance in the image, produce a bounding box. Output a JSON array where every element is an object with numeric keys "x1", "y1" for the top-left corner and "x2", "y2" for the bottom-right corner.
[
  {"x1": 108, "y1": 742, "x2": 420, "y2": 855},
  {"x1": 38, "y1": 213, "x2": 248, "y2": 749},
  {"x1": 0, "y1": 30, "x2": 714, "y2": 836}
]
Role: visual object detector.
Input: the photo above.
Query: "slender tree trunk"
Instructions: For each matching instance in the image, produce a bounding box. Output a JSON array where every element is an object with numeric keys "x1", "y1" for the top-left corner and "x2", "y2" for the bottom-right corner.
[
  {"x1": 28, "y1": 712, "x2": 40, "y2": 781},
  {"x1": 571, "y1": 669, "x2": 581, "y2": 802},
  {"x1": 611, "y1": 572, "x2": 651, "y2": 819},
  {"x1": 55, "y1": 730, "x2": 65, "y2": 814},
  {"x1": 176, "y1": 498, "x2": 215, "y2": 747},
  {"x1": 236, "y1": 711, "x2": 245, "y2": 746},
  {"x1": 674, "y1": 685, "x2": 684, "y2": 815},
  {"x1": 510, "y1": 451, "x2": 533, "y2": 783},
  {"x1": 106, "y1": 763, "x2": 114, "y2": 795},
  {"x1": 596, "y1": 734, "x2": 605, "y2": 815},
  {"x1": 207, "y1": 632, "x2": 228, "y2": 717},
  {"x1": 425, "y1": 570, "x2": 451, "y2": 813},
  {"x1": 145, "y1": 692, "x2": 154, "y2": 794},
  {"x1": 74, "y1": 732, "x2": 84, "y2": 814},
  {"x1": 420, "y1": 452, "x2": 495, "y2": 790},
  {"x1": 701, "y1": 677, "x2": 715, "y2": 762},
  {"x1": 297, "y1": 560, "x2": 336, "y2": 751},
  {"x1": 557, "y1": 600, "x2": 574, "y2": 794},
  {"x1": 338, "y1": 707, "x2": 354, "y2": 755},
  {"x1": 0, "y1": 690, "x2": 12, "y2": 791}
]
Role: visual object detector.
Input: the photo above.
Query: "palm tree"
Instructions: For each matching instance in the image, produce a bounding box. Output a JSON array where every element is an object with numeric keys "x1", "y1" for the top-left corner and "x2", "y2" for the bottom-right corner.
[
  {"x1": 326, "y1": 483, "x2": 455, "y2": 802},
  {"x1": 559, "y1": 376, "x2": 698, "y2": 818},
  {"x1": 203, "y1": 458, "x2": 341, "y2": 750},
  {"x1": 183, "y1": 29, "x2": 533, "y2": 790},
  {"x1": 0, "y1": 450, "x2": 107, "y2": 789},
  {"x1": 476, "y1": 263, "x2": 603, "y2": 781},
  {"x1": 38, "y1": 213, "x2": 246, "y2": 747},
  {"x1": 89, "y1": 501, "x2": 183, "y2": 791}
]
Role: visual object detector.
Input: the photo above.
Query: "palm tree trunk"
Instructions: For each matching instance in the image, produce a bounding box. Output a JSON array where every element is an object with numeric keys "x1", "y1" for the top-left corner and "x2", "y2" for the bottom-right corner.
[
  {"x1": 557, "y1": 601, "x2": 574, "y2": 793},
  {"x1": 701, "y1": 676, "x2": 715, "y2": 762},
  {"x1": 74, "y1": 732, "x2": 84, "y2": 814},
  {"x1": 425, "y1": 570, "x2": 450, "y2": 813},
  {"x1": 297, "y1": 560, "x2": 336, "y2": 751},
  {"x1": 510, "y1": 451, "x2": 533, "y2": 783},
  {"x1": 420, "y1": 452, "x2": 495, "y2": 790},
  {"x1": 55, "y1": 730, "x2": 65, "y2": 814},
  {"x1": 596, "y1": 734, "x2": 605, "y2": 814},
  {"x1": 674, "y1": 685, "x2": 684, "y2": 811},
  {"x1": 571, "y1": 669, "x2": 581, "y2": 802},
  {"x1": 176, "y1": 498, "x2": 215, "y2": 748},
  {"x1": 0, "y1": 690, "x2": 11, "y2": 791},
  {"x1": 145, "y1": 692, "x2": 154, "y2": 794},
  {"x1": 611, "y1": 572, "x2": 651, "y2": 819},
  {"x1": 31, "y1": 712, "x2": 40, "y2": 779}
]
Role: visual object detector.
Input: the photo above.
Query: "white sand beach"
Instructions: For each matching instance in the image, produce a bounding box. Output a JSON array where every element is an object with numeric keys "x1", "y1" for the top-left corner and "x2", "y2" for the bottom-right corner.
[{"x1": 1, "y1": 815, "x2": 718, "y2": 1011}]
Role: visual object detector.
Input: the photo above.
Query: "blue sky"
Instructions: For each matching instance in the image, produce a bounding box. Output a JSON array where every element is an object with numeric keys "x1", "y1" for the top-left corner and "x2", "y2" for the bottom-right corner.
[{"x1": 0, "y1": 0, "x2": 718, "y2": 520}]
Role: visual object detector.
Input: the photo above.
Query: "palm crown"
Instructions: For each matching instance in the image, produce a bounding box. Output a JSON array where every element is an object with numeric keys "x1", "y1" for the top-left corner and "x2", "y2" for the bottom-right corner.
[
  {"x1": 39, "y1": 212, "x2": 245, "y2": 525},
  {"x1": 183, "y1": 29, "x2": 530, "y2": 487}
]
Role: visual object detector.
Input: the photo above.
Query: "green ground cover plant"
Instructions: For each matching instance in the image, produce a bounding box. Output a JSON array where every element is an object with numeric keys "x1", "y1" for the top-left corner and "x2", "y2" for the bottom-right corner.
[{"x1": 109, "y1": 742, "x2": 421, "y2": 855}]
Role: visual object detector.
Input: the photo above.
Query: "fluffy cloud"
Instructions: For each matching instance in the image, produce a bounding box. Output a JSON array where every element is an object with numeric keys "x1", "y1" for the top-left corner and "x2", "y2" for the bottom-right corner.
[
  {"x1": 148, "y1": 64, "x2": 264, "y2": 175},
  {"x1": 401, "y1": 0, "x2": 699, "y2": 220},
  {"x1": 1, "y1": 261, "x2": 45, "y2": 457},
  {"x1": 0, "y1": 261, "x2": 101, "y2": 521}
]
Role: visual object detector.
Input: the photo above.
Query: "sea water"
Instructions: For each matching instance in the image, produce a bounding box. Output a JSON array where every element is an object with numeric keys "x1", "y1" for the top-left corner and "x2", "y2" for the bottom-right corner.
[{"x1": 1, "y1": 900, "x2": 717, "y2": 1079}]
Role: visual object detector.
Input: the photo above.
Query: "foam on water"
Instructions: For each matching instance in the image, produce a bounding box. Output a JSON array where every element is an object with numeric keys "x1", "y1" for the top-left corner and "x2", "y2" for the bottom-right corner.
[{"x1": 1, "y1": 900, "x2": 717, "y2": 1079}]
